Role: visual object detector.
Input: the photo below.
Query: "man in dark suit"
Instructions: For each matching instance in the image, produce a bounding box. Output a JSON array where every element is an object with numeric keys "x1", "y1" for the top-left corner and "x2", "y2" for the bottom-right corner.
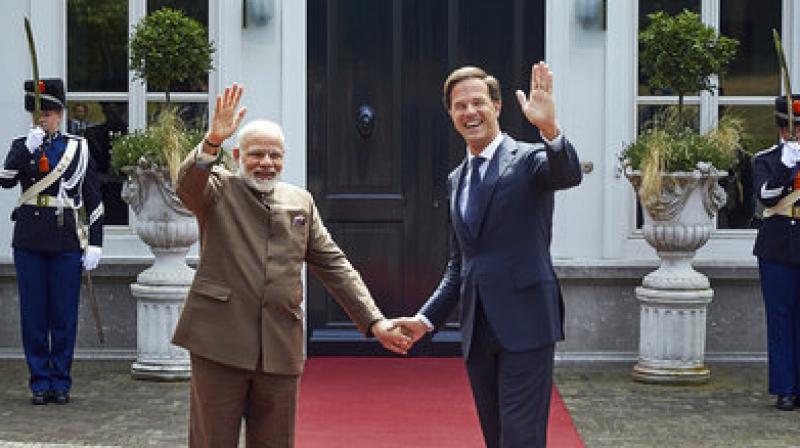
[{"x1": 395, "y1": 63, "x2": 582, "y2": 447}]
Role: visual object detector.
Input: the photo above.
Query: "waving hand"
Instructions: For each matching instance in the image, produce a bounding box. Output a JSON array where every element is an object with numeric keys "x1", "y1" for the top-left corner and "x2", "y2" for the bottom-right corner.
[
  {"x1": 206, "y1": 83, "x2": 248, "y2": 148},
  {"x1": 515, "y1": 62, "x2": 559, "y2": 140}
]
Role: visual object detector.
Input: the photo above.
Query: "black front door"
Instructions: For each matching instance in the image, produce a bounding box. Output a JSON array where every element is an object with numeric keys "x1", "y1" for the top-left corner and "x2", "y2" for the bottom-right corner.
[{"x1": 307, "y1": 0, "x2": 545, "y2": 355}]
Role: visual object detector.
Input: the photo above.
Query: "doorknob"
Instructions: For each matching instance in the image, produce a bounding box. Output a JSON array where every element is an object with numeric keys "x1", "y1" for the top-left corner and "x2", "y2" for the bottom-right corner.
[{"x1": 356, "y1": 105, "x2": 376, "y2": 139}]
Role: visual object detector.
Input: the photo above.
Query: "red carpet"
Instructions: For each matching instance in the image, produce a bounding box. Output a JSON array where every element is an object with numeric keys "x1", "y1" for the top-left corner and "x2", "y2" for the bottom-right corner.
[{"x1": 297, "y1": 357, "x2": 584, "y2": 447}]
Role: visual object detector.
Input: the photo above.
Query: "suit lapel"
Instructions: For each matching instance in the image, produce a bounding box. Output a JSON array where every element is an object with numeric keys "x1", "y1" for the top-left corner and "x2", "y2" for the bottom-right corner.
[
  {"x1": 451, "y1": 159, "x2": 469, "y2": 238},
  {"x1": 470, "y1": 134, "x2": 516, "y2": 238}
]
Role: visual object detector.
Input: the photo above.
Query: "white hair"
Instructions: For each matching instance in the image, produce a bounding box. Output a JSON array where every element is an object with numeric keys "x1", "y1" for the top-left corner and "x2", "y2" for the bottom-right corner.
[{"x1": 237, "y1": 119, "x2": 285, "y2": 148}]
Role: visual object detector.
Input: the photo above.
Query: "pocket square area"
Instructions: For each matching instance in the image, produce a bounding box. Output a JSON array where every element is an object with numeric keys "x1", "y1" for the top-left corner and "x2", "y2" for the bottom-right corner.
[{"x1": 292, "y1": 214, "x2": 307, "y2": 226}]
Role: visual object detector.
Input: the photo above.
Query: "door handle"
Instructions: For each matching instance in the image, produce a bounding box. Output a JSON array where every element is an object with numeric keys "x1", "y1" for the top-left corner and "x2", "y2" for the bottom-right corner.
[{"x1": 356, "y1": 105, "x2": 376, "y2": 139}]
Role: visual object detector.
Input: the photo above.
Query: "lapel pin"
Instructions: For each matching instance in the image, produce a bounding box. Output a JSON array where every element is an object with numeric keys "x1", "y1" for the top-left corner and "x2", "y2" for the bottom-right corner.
[{"x1": 292, "y1": 214, "x2": 306, "y2": 226}]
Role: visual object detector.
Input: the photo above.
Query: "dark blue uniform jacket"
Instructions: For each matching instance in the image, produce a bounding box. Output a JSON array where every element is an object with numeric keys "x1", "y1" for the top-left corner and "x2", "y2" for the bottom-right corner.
[
  {"x1": 753, "y1": 143, "x2": 800, "y2": 265},
  {"x1": 0, "y1": 132, "x2": 103, "y2": 252}
]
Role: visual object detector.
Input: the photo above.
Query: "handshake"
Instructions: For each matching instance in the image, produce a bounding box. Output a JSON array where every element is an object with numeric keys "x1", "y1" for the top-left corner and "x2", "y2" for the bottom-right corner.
[{"x1": 370, "y1": 316, "x2": 432, "y2": 355}]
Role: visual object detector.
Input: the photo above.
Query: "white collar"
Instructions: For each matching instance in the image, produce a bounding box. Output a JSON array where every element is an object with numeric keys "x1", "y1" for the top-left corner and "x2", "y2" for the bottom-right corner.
[{"x1": 466, "y1": 132, "x2": 503, "y2": 163}]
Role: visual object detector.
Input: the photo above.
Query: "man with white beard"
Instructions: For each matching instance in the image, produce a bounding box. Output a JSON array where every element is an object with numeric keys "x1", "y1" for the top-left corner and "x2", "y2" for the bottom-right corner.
[
  {"x1": 235, "y1": 119, "x2": 283, "y2": 192},
  {"x1": 172, "y1": 83, "x2": 410, "y2": 447}
]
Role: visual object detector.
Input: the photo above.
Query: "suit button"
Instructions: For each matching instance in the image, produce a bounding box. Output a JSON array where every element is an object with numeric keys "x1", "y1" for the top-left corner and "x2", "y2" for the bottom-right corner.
[{"x1": 34, "y1": 211, "x2": 39, "y2": 216}]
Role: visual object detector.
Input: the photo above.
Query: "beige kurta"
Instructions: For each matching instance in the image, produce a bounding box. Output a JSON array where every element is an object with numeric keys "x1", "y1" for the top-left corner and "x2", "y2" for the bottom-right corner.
[{"x1": 172, "y1": 147, "x2": 384, "y2": 374}]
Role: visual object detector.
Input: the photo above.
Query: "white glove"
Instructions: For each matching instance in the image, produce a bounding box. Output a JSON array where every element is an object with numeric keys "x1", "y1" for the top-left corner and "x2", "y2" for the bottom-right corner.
[
  {"x1": 24, "y1": 127, "x2": 45, "y2": 154},
  {"x1": 781, "y1": 141, "x2": 800, "y2": 168},
  {"x1": 82, "y1": 245, "x2": 102, "y2": 271}
]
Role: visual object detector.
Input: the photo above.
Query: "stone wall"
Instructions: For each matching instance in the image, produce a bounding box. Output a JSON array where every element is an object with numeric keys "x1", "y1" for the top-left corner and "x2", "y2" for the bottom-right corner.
[
  {"x1": 0, "y1": 261, "x2": 766, "y2": 362},
  {"x1": 555, "y1": 261, "x2": 765, "y2": 362}
]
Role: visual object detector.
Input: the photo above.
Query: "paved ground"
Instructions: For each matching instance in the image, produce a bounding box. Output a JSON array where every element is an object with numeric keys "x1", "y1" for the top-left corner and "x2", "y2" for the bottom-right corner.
[
  {"x1": 557, "y1": 363, "x2": 800, "y2": 448},
  {"x1": 0, "y1": 360, "x2": 798, "y2": 447}
]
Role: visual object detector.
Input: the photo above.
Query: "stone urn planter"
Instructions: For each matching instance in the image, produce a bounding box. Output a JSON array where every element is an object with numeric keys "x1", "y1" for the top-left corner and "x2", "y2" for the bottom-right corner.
[
  {"x1": 121, "y1": 162, "x2": 197, "y2": 380},
  {"x1": 625, "y1": 163, "x2": 727, "y2": 384}
]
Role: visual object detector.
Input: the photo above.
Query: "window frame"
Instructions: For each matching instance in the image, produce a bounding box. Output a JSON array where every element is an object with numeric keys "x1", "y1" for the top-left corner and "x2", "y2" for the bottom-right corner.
[
  {"x1": 59, "y1": 0, "x2": 212, "y2": 257},
  {"x1": 604, "y1": 0, "x2": 800, "y2": 261}
]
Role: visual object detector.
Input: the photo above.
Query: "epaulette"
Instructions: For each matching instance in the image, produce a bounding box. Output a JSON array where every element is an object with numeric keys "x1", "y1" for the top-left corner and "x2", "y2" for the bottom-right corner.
[{"x1": 754, "y1": 144, "x2": 780, "y2": 158}]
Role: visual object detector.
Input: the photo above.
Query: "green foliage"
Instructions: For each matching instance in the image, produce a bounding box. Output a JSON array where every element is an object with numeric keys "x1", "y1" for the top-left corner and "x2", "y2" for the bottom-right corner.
[
  {"x1": 623, "y1": 9, "x2": 744, "y2": 191},
  {"x1": 110, "y1": 107, "x2": 204, "y2": 179},
  {"x1": 129, "y1": 7, "x2": 214, "y2": 102},
  {"x1": 109, "y1": 130, "x2": 159, "y2": 171},
  {"x1": 116, "y1": 7, "x2": 215, "y2": 183},
  {"x1": 639, "y1": 10, "x2": 738, "y2": 106},
  {"x1": 621, "y1": 108, "x2": 741, "y2": 172},
  {"x1": 621, "y1": 107, "x2": 744, "y2": 205}
]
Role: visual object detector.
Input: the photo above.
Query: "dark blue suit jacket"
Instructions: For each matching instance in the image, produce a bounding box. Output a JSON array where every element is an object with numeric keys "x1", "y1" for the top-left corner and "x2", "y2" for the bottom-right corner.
[
  {"x1": 752, "y1": 143, "x2": 800, "y2": 265},
  {"x1": 1, "y1": 133, "x2": 103, "y2": 252},
  {"x1": 420, "y1": 133, "x2": 582, "y2": 358}
]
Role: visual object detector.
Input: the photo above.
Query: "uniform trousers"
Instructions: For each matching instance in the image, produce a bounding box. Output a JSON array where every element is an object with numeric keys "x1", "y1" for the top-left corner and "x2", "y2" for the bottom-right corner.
[
  {"x1": 189, "y1": 354, "x2": 300, "y2": 448},
  {"x1": 465, "y1": 301, "x2": 555, "y2": 448},
  {"x1": 758, "y1": 260, "x2": 800, "y2": 396},
  {"x1": 13, "y1": 248, "x2": 82, "y2": 394}
]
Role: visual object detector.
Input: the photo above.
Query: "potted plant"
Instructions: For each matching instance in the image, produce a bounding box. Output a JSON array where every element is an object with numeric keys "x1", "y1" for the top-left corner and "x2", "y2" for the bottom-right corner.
[
  {"x1": 619, "y1": 10, "x2": 741, "y2": 384},
  {"x1": 622, "y1": 9, "x2": 740, "y2": 212},
  {"x1": 111, "y1": 7, "x2": 214, "y2": 380},
  {"x1": 115, "y1": 6, "x2": 214, "y2": 181}
]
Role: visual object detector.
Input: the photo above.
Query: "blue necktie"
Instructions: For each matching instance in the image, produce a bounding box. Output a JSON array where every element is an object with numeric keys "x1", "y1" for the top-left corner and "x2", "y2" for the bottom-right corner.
[{"x1": 464, "y1": 156, "x2": 486, "y2": 237}]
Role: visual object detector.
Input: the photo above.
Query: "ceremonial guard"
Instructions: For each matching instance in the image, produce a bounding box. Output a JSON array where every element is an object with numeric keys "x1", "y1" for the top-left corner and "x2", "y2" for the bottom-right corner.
[
  {"x1": 0, "y1": 79, "x2": 104, "y2": 405},
  {"x1": 753, "y1": 94, "x2": 800, "y2": 411}
]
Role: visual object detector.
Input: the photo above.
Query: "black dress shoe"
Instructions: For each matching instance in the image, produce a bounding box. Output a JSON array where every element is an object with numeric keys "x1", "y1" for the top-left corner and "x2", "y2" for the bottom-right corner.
[
  {"x1": 31, "y1": 392, "x2": 47, "y2": 405},
  {"x1": 52, "y1": 390, "x2": 70, "y2": 405},
  {"x1": 776, "y1": 395, "x2": 794, "y2": 411}
]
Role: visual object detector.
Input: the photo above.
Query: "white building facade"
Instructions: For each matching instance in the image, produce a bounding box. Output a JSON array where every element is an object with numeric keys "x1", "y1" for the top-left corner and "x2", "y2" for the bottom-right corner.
[{"x1": 0, "y1": 0, "x2": 787, "y2": 361}]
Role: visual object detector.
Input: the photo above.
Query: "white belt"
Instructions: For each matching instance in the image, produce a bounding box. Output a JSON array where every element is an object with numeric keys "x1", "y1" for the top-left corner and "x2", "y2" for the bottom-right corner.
[{"x1": 21, "y1": 194, "x2": 76, "y2": 209}]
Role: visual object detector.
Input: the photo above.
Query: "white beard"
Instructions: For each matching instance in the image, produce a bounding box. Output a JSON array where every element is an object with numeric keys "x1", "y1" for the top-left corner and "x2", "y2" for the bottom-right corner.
[{"x1": 238, "y1": 165, "x2": 278, "y2": 192}]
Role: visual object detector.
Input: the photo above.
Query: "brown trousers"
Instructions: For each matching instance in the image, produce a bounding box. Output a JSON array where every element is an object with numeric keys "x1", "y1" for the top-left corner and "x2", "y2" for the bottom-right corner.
[{"x1": 189, "y1": 354, "x2": 300, "y2": 448}]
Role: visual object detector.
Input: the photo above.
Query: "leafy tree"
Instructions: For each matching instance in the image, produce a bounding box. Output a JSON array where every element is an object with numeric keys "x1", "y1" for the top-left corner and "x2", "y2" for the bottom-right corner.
[
  {"x1": 129, "y1": 7, "x2": 214, "y2": 104},
  {"x1": 114, "y1": 8, "x2": 215, "y2": 182},
  {"x1": 639, "y1": 10, "x2": 738, "y2": 123},
  {"x1": 622, "y1": 10, "x2": 744, "y2": 204}
]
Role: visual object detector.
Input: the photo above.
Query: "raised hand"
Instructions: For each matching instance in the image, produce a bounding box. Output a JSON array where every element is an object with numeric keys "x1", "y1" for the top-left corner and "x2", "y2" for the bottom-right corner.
[
  {"x1": 371, "y1": 319, "x2": 412, "y2": 355},
  {"x1": 392, "y1": 316, "x2": 429, "y2": 345},
  {"x1": 515, "y1": 62, "x2": 559, "y2": 140},
  {"x1": 206, "y1": 83, "x2": 248, "y2": 147}
]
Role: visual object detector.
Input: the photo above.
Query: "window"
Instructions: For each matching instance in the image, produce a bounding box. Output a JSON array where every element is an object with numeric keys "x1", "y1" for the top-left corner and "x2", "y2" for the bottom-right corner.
[
  {"x1": 637, "y1": 0, "x2": 782, "y2": 230},
  {"x1": 66, "y1": 0, "x2": 209, "y2": 226}
]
